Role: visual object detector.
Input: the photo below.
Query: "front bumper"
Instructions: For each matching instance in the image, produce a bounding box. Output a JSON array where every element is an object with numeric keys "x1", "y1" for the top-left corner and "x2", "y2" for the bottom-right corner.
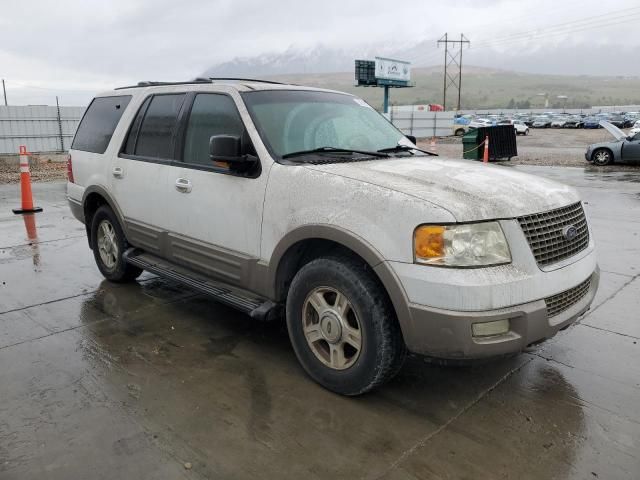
[{"x1": 403, "y1": 267, "x2": 598, "y2": 359}]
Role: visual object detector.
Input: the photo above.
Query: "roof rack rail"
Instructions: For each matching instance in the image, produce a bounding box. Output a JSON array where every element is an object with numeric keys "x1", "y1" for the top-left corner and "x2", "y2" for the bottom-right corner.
[
  {"x1": 114, "y1": 77, "x2": 285, "y2": 90},
  {"x1": 208, "y1": 77, "x2": 285, "y2": 85},
  {"x1": 114, "y1": 79, "x2": 213, "y2": 90}
]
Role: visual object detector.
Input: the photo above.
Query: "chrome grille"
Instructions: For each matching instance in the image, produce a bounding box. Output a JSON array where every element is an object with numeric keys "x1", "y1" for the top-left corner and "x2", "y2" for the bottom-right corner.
[
  {"x1": 545, "y1": 277, "x2": 591, "y2": 318},
  {"x1": 518, "y1": 202, "x2": 589, "y2": 267}
]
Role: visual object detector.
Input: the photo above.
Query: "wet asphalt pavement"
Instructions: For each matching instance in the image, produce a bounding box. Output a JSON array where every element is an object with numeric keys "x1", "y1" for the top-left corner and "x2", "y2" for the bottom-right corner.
[{"x1": 1, "y1": 166, "x2": 639, "y2": 480}]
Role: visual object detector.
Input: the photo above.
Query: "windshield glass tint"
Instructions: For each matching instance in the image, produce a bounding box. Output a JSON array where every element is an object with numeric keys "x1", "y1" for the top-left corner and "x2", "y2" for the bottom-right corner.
[{"x1": 241, "y1": 90, "x2": 404, "y2": 158}]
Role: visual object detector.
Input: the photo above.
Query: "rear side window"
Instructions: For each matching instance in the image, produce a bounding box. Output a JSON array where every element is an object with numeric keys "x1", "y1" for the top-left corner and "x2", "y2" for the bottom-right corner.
[
  {"x1": 132, "y1": 94, "x2": 185, "y2": 159},
  {"x1": 71, "y1": 96, "x2": 131, "y2": 154}
]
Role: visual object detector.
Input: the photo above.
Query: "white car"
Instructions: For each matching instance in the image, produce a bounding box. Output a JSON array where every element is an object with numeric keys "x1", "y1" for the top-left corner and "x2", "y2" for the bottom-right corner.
[
  {"x1": 513, "y1": 120, "x2": 529, "y2": 135},
  {"x1": 468, "y1": 118, "x2": 492, "y2": 129},
  {"x1": 67, "y1": 79, "x2": 599, "y2": 395},
  {"x1": 500, "y1": 119, "x2": 529, "y2": 135},
  {"x1": 629, "y1": 120, "x2": 640, "y2": 136}
]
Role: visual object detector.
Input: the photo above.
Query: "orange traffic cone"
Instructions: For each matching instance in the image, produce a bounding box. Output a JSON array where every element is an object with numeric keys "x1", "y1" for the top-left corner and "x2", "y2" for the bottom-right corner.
[
  {"x1": 430, "y1": 137, "x2": 437, "y2": 153},
  {"x1": 12, "y1": 145, "x2": 43, "y2": 214},
  {"x1": 483, "y1": 136, "x2": 490, "y2": 163}
]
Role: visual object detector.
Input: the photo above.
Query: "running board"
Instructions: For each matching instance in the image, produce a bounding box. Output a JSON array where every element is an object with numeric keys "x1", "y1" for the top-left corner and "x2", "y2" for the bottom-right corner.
[{"x1": 124, "y1": 249, "x2": 277, "y2": 320}]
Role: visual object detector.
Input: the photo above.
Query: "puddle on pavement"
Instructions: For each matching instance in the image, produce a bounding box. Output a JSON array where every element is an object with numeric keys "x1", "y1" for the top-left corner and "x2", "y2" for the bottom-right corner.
[{"x1": 2, "y1": 213, "x2": 43, "y2": 269}]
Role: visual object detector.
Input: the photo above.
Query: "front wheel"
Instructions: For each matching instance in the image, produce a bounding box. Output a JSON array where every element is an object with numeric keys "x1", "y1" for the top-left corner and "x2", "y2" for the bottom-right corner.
[
  {"x1": 592, "y1": 148, "x2": 613, "y2": 166},
  {"x1": 91, "y1": 205, "x2": 143, "y2": 282},
  {"x1": 286, "y1": 256, "x2": 406, "y2": 395}
]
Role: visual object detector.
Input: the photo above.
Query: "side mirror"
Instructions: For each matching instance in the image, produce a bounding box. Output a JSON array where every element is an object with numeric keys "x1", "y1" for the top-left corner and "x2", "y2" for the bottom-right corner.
[
  {"x1": 209, "y1": 135, "x2": 242, "y2": 162},
  {"x1": 405, "y1": 135, "x2": 417, "y2": 145}
]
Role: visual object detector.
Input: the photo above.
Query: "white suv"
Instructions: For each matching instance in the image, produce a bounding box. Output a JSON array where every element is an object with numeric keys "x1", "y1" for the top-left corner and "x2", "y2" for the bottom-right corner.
[{"x1": 67, "y1": 79, "x2": 599, "y2": 395}]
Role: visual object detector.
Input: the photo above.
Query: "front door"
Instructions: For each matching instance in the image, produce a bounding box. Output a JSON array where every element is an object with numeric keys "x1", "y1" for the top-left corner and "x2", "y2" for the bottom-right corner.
[
  {"x1": 164, "y1": 92, "x2": 269, "y2": 288},
  {"x1": 622, "y1": 134, "x2": 640, "y2": 162}
]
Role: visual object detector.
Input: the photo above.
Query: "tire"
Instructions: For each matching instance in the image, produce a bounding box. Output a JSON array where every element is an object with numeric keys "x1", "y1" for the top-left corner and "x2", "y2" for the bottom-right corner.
[
  {"x1": 285, "y1": 255, "x2": 406, "y2": 395},
  {"x1": 454, "y1": 128, "x2": 465, "y2": 137},
  {"x1": 90, "y1": 205, "x2": 143, "y2": 282},
  {"x1": 592, "y1": 148, "x2": 613, "y2": 166}
]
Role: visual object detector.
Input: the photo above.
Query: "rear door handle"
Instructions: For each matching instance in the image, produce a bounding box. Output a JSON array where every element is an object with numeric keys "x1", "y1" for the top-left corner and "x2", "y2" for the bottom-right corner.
[
  {"x1": 175, "y1": 178, "x2": 192, "y2": 193},
  {"x1": 112, "y1": 167, "x2": 124, "y2": 178}
]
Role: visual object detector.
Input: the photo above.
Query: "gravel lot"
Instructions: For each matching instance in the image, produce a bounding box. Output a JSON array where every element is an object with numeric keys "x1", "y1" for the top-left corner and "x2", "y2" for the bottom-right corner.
[
  {"x1": 418, "y1": 127, "x2": 640, "y2": 169},
  {"x1": 0, "y1": 159, "x2": 67, "y2": 184}
]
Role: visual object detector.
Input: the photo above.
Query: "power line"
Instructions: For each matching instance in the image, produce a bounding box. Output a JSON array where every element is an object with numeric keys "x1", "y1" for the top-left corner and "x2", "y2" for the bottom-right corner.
[{"x1": 472, "y1": 7, "x2": 640, "y2": 49}]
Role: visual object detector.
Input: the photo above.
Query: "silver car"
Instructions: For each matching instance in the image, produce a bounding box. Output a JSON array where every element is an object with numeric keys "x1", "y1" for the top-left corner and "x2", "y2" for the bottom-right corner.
[{"x1": 585, "y1": 121, "x2": 640, "y2": 165}]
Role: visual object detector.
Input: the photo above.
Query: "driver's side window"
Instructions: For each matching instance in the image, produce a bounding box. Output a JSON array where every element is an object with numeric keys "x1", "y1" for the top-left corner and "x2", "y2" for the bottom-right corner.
[{"x1": 182, "y1": 94, "x2": 245, "y2": 166}]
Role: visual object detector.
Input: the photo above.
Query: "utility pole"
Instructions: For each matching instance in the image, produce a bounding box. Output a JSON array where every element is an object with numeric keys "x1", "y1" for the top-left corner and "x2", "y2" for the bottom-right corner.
[
  {"x1": 437, "y1": 33, "x2": 470, "y2": 111},
  {"x1": 56, "y1": 96, "x2": 64, "y2": 152},
  {"x1": 2, "y1": 79, "x2": 7, "y2": 106}
]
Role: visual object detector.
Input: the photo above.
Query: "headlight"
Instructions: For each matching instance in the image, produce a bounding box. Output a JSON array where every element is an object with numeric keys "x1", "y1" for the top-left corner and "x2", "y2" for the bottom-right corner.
[{"x1": 414, "y1": 222, "x2": 511, "y2": 267}]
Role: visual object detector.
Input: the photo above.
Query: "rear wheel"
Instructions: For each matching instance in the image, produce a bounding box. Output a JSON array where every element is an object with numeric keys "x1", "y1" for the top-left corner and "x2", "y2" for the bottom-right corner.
[
  {"x1": 91, "y1": 205, "x2": 143, "y2": 282},
  {"x1": 592, "y1": 148, "x2": 613, "y2": 166},
  {"x1": 286, "y1": 255, "x2": 406, "y2": 395}
]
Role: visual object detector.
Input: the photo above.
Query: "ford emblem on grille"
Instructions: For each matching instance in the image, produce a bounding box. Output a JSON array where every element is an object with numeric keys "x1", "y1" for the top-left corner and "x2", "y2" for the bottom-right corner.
[{"x1": 562, "y1": 225, "x2": 578, "y2": 241}]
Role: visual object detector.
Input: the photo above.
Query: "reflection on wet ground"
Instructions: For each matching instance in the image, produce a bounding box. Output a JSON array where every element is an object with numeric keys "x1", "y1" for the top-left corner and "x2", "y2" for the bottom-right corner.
[{"x1": 0, "y1": 175, "x2": 639, "y2": 479}]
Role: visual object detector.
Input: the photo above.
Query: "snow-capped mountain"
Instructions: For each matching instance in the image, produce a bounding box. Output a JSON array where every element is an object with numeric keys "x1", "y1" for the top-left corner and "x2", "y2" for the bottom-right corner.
[{"x1": 203, "y1": 42, "x2": 432, "y2": 77}]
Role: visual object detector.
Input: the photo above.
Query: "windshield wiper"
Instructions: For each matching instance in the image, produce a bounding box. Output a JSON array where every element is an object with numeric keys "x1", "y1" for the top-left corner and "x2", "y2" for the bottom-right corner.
[
  {"x1": 377, "y1": 144, "x2": 439, "y2": 156},
  {"x1": 282, "y1": 146, "x2": 390, "y2": 159},
  {"x1": 377, "y1": 145, "x2": 438, "y2": 156}
]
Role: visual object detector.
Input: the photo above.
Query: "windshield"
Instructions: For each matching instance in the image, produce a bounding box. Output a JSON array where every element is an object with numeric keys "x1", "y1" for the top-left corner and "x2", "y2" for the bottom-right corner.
[{"x1": 241, "y1": 90, "x2": 406, "y2": 159}]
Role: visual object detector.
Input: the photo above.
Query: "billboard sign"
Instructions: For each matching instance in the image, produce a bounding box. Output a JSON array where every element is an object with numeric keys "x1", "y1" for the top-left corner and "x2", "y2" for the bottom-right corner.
[{"x1": 374, "y1": 57, "x2": 411, "y2": 83}]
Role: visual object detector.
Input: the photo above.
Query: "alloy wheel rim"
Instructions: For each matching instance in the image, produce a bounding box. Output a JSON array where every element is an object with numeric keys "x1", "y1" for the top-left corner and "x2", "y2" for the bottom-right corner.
[
  {"x1": 302, "y1": 286, "x2": 362, "y2": 370},
  {"x1": 97, "y1": 220, "x2": 118, "y2": 269},
  {"x1": 595, "y1": 151, "x2": 609, "y2": 164}
]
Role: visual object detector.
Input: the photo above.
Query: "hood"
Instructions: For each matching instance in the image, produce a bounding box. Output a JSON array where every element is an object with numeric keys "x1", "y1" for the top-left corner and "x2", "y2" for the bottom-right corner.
[
  {"x1": 600, "y1": 120, "x2": 627, "y2": 140},
  {"x1": 304, "y1": 157, "x2": 579, "y2": 222}
]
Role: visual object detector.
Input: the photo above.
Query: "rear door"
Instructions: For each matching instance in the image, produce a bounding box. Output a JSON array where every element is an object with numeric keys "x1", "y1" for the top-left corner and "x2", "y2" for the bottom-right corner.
[{"x1": 111, "y1": 93, "x2": 187, "y2": 255}]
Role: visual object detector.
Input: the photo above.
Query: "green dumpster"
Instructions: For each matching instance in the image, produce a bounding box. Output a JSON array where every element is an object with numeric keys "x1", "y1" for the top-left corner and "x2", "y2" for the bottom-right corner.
[{"x1": 462, "y1": 129, "x2": 482, "y2": 160}]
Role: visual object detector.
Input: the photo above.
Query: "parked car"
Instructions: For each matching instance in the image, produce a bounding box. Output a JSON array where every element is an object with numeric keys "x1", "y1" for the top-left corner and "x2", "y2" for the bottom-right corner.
[
  {"x1": 564, "y1": 116, "x2": 584, "y2": 128},
  {"x1": 551, "y1": 116, "x2": 570, "y2": 128},
  {"x1": 67, "y1": 79, "x2": 599, "y2": 395},
  {"x1": 629, "y1": 120, "x2": 640, "y2": 136},
  {"x1": 532, "y1": 116, "x2": 552, "y2": 128},
  {"x1": 468, "y1": 118, "x2": 493, "y2": 129},
  {"x1": 585, "y1": 120, "x2": 640, "y2": 165},
  {"x1": 498, "y1": 119, "x2": 529, "y2": 135},
  {"x1": 583, "y1": 116, "x2": 601, "y2": 129},
  {"x1": 452, "y1": 124, "x2": 469, "y2": 136},
  {"x1": 512, "y1": 119, "x2": 529, "y2": 135},
  {"x1": 607, "y1": 114, "x2": 628, "y2": 129}
]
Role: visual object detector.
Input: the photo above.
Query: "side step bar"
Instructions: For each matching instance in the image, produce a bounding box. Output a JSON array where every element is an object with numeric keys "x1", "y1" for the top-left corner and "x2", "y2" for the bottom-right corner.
[{"x1": 124, "y1": 249, "x2": 277, "y2": 321}]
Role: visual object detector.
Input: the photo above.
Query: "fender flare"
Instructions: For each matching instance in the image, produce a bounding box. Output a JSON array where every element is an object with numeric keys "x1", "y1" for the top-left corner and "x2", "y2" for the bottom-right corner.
[
  {"x1": 267, "y1": 225, "x2": 413, "y2": 339},
  {"x1": 82, "y1": 185, "x2": 130, "y2": 243}
]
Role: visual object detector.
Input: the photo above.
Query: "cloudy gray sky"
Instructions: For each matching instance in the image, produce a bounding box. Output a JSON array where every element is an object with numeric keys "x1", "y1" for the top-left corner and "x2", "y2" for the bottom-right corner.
[{"x1": 1, "y1": 0, "x2": 638, "y2": 105}]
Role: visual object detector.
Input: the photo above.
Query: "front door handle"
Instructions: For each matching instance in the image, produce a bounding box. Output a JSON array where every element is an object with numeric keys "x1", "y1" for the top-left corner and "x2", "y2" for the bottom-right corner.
[
  {"x1": 112, "y1": 167, "x2": 124, "y2": 178},
  {"x1": 175, "y1": 178, "x2": 192, "y2": 193}
]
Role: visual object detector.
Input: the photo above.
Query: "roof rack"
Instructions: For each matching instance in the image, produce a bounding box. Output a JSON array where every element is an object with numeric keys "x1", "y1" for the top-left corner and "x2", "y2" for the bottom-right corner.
[
  {"x1": 115, "y1": 79, "x2": 213, "y2": 90},
  {"x1": 115, "y1": 77, "x2": 285, "y2": 90},
  {"x1": 207, "y1": 77, "x2": 285, "y2": 85}
]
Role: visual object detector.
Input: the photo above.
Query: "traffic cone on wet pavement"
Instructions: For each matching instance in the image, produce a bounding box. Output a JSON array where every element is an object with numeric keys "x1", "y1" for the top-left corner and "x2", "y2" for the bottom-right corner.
[
  {"x1": 12, "y1": 145, "x2": 43, "y2": 214},
  {"x1": 483, "y1": 136, "x2": 490, "y2": 163}
]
